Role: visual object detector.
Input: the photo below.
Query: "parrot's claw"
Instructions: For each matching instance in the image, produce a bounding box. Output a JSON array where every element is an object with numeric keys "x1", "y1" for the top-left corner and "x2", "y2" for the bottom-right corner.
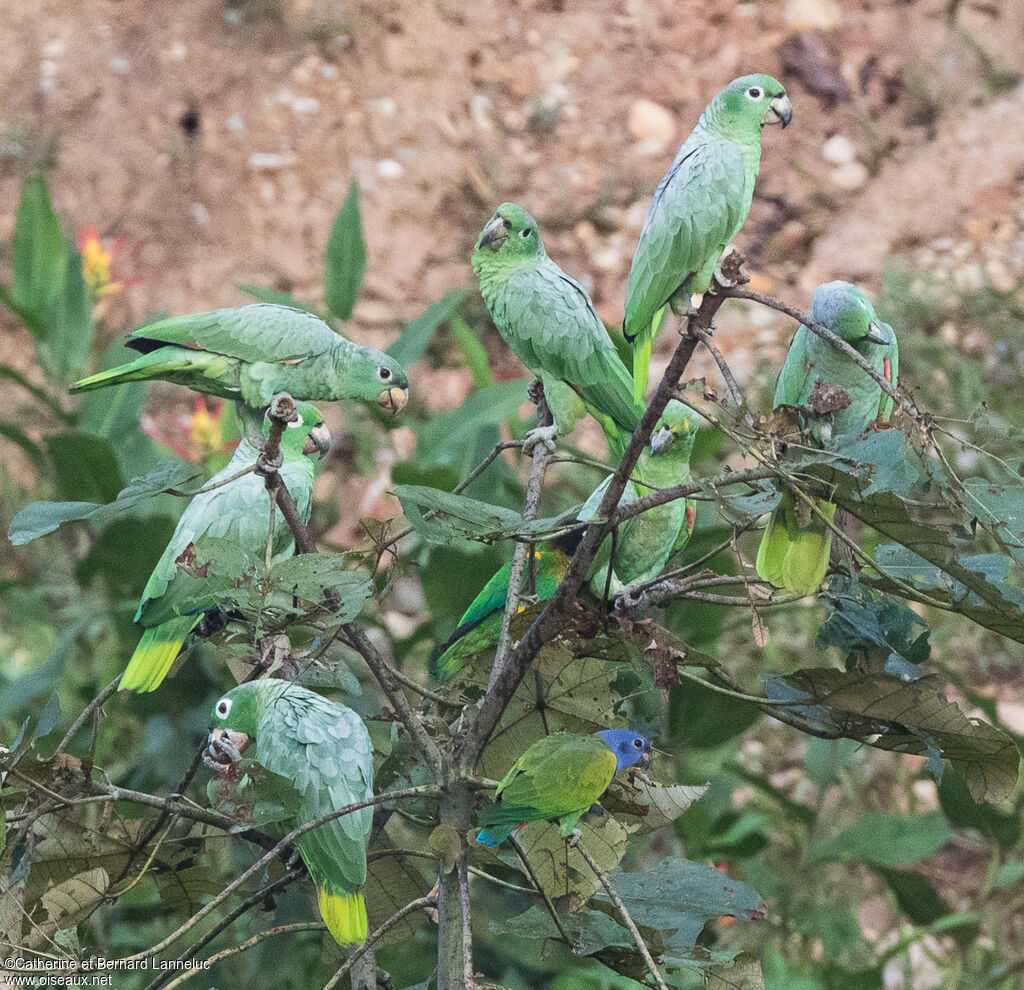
[
  {"x1": 713, "y1": 260, "x2": 738, "y2": 289},
  {"x1": 566, "y1": 829, "x2": 584, "y2": 848},
  {"x1": 523, "y1": 423, "x2": 558, "y2": 456},
  {"x1": 256, "y1": 450, "x2": 284, "y2": 475}
]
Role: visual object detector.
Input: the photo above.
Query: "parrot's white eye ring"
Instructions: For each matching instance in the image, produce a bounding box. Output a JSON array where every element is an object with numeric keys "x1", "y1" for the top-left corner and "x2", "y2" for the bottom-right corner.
[
  {"x1": 632, "y1": 737, "x2": 644, "y2": 749},
  {"x1": 746, "y1": 87, "x2": 763, "y2": 100},
  {"x1": 378, "y1": 367, "x2": 393, "y2": 380},
  {"x1": 520, "y1": 227, "x2": 533, "y2": 239},
  {"x1": 286, "y1": 415, "x2": 304, "y2": 429},
  {"x1": 215, "y1": 698, "x2": 232, "y2": 718}
]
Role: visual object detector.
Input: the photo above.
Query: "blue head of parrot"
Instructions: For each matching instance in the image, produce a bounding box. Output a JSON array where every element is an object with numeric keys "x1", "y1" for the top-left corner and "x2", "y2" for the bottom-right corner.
[{"x1": 597, "y1": 729, "x2": 652, "y2": 772}]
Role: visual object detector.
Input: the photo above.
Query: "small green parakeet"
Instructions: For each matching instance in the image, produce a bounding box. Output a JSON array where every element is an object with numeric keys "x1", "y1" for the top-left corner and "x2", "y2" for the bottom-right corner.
[
  {"x1": 70, "y1": 303, "x2": 409, "y2": 419},
  {"x1": 206, "y1": 678, "x2": 374, "y2": 945},
  {"x1": 120, "y1": 402, "x2": 329, "y2": 692},
  {"x1": 476, "y1": 729, "x2": 651, "y2": 848},
  {"x1": 582, "y1": 399, "x2": 700, "y2": 596},
  {"x1": 756, "y1": 280, "x2": 899, "y2": 595},
  {"x1": 624, "y1": 74, "x2": 792, "y2": 400},
  {"x1": 473, "y1": 204, "x2": 644, "y2": 456},
  {"x1": 430, "y1": 530, "x2": 584, "y2": 682}
]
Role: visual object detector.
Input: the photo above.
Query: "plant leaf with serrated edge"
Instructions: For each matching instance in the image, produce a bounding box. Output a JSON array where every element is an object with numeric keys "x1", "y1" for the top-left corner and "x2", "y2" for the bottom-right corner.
[{"x1": 763, "y1": 668, "x2": 1018, "y2": 802}]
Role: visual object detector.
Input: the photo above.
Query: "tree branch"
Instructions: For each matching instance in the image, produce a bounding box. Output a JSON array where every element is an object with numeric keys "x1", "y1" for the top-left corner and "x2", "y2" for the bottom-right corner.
[
  {"x1": 508, "y1": 833, "x2": 573, "y2": 947},
  {"x1": 691, "y1": 326, "x2": 743, "y2": 406},
  {"x1": 458, "y1": 255, "x2": 746, "y2": 769},
  {"x1": 53, "y1": 675, "x2": 121, "y2": 757},
  {"x1": 573, "y1": 838, "x2": 668, "y2": 990}
]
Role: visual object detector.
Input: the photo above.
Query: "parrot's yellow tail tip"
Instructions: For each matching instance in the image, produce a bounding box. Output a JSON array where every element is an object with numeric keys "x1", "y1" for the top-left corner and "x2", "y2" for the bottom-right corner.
[
  {"x1": 318, "y1": 887, "x2": 367, "y2": 946},
  {"x1": 632, "y1": 335, "x2": 652, "y2": 403}
]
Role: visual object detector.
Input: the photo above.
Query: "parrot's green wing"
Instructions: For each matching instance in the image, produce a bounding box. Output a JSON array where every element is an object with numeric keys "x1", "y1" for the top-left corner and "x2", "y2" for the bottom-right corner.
[
  {"x1": 503, "y1": 264, "x2": 643, "y2": 436},
  {"x1": 624, "y1": 139, "x2": 750, "y2": 398},
  {"x1": 255, "y1": 686, "x2": 374, "y2": 890},
  {"x1": 128, "y1": 304, "x2": 340, "y2": 363},
  {"x1": 771, "y1": 326, "x2": 816, "y2": 409},
  {"x1": 480, "y1": 733, "x2": 616, "y2": 830}
]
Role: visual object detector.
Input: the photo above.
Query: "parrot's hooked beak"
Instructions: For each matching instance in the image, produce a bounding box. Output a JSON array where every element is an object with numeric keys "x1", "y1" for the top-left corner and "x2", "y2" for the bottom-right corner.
[
  {"x1": 478, "y1": 214, "x2": 510, "y2": 252},
  {"x1": 379, "y1": 385, "x2": 409, "y2": 414},
  {"x1": 638, "y1": 746, "x2": 652, "y2": 768},
  {"x1": 865, "y1": 320, "x2": 889, "y2": 346},
  {"x1": 303, "y1": 422, "x2": 332, "y2": 459},
  {"x1": 650, "y1": 426, "x2": 676, "y2": 455},
  {"x1": 203, "y1": 727, "x2": 250, "y2": 770},
  {"x1": 765, "y1": 93, "x2": 793, "y2": 129}
]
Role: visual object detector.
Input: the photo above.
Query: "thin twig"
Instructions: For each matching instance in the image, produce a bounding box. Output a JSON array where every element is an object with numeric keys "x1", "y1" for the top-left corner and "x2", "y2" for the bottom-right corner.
[
  {"x1": 159, "y1": 923, "x2": 327, "y2": 990},
  {"x1": 508, "y1": 833, "x2": 573, "y2": 947},
  {"x1": 691, "y1": 326, "x2": 743, "y2": 406},
  {"x1": 489, "y1": 381, "x2": 554, "y2": 691},
  {"x1": 321, "y1": 895, "x2": 438, "y2": 990},
  {"x1": 573, "y1": 838, "x2": 668, "y2": 990},
  {"x1": 53, "y1": 675, "x2": 121, "y2": 757},
  {"x1": 457, "y1": 848, "x2": 474, "y2": 986}
]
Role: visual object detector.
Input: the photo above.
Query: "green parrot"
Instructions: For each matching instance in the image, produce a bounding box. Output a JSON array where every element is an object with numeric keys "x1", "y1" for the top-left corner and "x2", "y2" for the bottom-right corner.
[
  {"x1": 430, "y1": 530, "x2": 584, "y2": 682},
  {"x1": 206, "y1": 678, "x2": 374, "y2": 945},
  {"x1": 70, "y1": 304, "x2": 410, "y2": 423},
  {"x1": 756, "y1": 280, "x2": 899, "y2": 596},
  {"x1": 476, "y1": 729, "x2": 651, "y2": 848},
  {"x1": 583, "y1": 400, "x2": 700, "y2": 596},
  {"x1": 624, "y1": 74, "x2": 793, "y2": 400},
  {"x1": 120, "y1": 401, "x2": 330, "y2": 692},
  {"x1": 472, "y1": 204, "x2": 644, "y2": 456}
]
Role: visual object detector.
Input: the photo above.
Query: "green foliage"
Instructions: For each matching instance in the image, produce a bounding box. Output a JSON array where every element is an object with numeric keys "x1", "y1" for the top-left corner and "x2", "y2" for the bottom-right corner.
[{"x1": 324, "y1": 180, "x2": 366, "y2": 322}]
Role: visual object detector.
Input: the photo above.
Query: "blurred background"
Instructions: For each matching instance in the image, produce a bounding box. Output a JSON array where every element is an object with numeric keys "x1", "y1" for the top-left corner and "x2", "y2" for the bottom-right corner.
[{"x1": 3, "y1": 2, "x2": 1024, "y2": 989}]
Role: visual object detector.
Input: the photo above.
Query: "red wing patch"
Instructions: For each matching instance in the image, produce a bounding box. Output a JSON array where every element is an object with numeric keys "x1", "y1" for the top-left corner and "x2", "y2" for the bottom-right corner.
[
  {"x1": 884, "y1": 357, "x2": 892, "y2": 382},
  {"x1": 686, "y1": 505, "x2": 695, "y2": 532}
]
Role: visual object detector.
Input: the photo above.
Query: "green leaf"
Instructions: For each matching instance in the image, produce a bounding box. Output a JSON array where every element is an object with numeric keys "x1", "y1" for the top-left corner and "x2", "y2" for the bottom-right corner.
[
  {"x1": 872, "y1": 866, "x2": 951, "y2": 925},
  {"x1": 388, "y1": 290, "x2": 467, "y2": 366},
  {"x1": 938, "y1": 765, "x2": 1021, "y2": 849},
  {"x1": 11, "y1": 175, "x2": 66, "y2": 319},
  {"x1": 39, "y1": 246, "x2": 93, "y2": 380},
  {"x1": 596, "y1": 856, "x2": 764, "y2": 958},
  {"x1": 491, "y1": 904, "x2": 633, "y2": 956},
  {"x1": 268, "y1": 554, "x2": 373, "y2": 618},
  {"x1": 324, "y1": 180, "x2": 365, "y2": 322},
  {"x1": 8, "y1": 460, "x2": 199, "y2": 545},
  {"x1": 0, "y1": 421, "x2": 45, "y2": 465},
  {"x1": 448, "y1": 314, "x2": 494, "y2": 389},
  {"x1": 765, "y1": 668, "x2": 1019, "y2": 803},
  {"x1": 394, "y1": 485, "x2": 523, "y2": 546},
  {"x1": 804, "y1": 811, "x2": 953, "y2": 866}
]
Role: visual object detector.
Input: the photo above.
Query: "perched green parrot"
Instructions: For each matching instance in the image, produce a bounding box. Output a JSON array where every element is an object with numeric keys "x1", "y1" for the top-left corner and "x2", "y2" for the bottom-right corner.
[
  {"x1": 70, "y1": 304, "x2": 410, "y2": 422},
  {"x1": 756, "y1": 280, "x2": 899, "y2": 596},
  {"x1": 206, "y1": 679, "x2": 374, "y2": 945},
  {"x1": 472, "y1": 204, "x2": 644, "y2": 456},
  {"x1": 583, "y1": 400, "x2": 700, "y2": 596},
  {"x1": 120, "y1": 401, "x2": 330, "y2": 692},
  {"x1": 430, "y1": 530, "x2": 584, "y2": 682},
  {"x1": 476, "y1": 729, "x2": 651, "y2": 848},
  {"x1": 624, "y1": 74, "x2": 793, "y2": 400}
]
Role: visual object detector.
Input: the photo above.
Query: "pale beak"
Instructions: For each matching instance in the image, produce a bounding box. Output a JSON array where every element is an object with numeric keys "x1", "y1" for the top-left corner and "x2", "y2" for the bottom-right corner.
[
  {"x1": 203, "y1": 727, "x2": 250, "y2": 769},
  {"x1": 478, "y1": 214, "x2": 510, "y2": 252},
  {"x1": 865, "y1": 321, "x2": 889, "y2": 346},
  {"x1": 379, "y1": 385, "x2": 409, "y2": 414},
  {"x1": 650, "y1": 426, "x2": 676, "y2": 454},
  {"x1": 303, "y1": 422, "x2": 332, "y2": 459},
  {"x1": 765, "y1": 93, "x2": 793, "y2": 128}
]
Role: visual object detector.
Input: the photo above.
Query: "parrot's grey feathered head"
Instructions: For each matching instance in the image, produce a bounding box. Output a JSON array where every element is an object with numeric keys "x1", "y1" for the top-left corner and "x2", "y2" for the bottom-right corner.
[
  {"x1": 810, "y1": 281, "x2": 889, "y2": 347},
  {"x1": 709, "y1": 74, "x2": 792, "y2": 136},
  {"x1": 597, "y1": 729, "x2": 652, "y2": 772},
  {"x1": 649, "y1": 399, "x2": 700, "y2": 458},
  {"x1": 474, "y1": 203, "x2": 545, "y2": 261}
]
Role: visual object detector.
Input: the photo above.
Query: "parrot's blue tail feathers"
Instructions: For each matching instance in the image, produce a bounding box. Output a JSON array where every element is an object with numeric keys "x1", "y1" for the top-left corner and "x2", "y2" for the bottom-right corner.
[
  {"x1": 475, "y1": 825, "x2": 514, "y2": 849},
  {"x1": 318, "y1": 887, "x2": 368, "y2": 945},
  {"x1": 120, "y1": 616, "x2": 200, "y2": 693}
]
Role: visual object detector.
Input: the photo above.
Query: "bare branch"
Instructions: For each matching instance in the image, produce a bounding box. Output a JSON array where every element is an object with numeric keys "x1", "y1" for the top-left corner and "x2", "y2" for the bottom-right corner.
[
  {"x1": 53, "y1": 675, "x2": 121, "y2": 757},
  {"x1": 508, "y1": 833, "x2": 573, "y2": 947},
  {"x1": 691, "y1": 325, "x2": 743, "y2": 406},
  {"x1": 573, "y1": 837, "x2": 668, "y2": 990}
]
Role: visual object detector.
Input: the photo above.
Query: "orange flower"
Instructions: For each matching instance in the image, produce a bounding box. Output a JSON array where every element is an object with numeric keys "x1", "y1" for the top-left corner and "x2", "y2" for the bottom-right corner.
[
  {"x1": 142, "y1": 396, "x2": 231, "y2": 465},
  {"x1": 77, "y1": 227, "x2": 138, "y2": 300}
]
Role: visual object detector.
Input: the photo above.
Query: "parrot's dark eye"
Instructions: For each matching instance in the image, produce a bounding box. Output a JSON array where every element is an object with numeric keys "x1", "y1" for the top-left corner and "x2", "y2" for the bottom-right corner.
[
  {"x1": 746, "y1": 87, "x2": 763, "y2": 100},
  {"x1": 520, "y1": 227, "x2": 532, "y2": 239},
  {"x1": 378, "y1": 367, "x2": 393, "y2": 381},
  {"x1": 215, "y1": 698, "x2": 232, "y2": 718},
  {"x1": 632, "y1": 738, "x2": 644, "y2": 749}
]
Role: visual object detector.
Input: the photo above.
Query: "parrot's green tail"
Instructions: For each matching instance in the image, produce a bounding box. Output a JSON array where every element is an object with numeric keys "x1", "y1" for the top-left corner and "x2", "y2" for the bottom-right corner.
[
  {"x1": 632, "y1": 334, "x2": 652, "y2": 403},
  {"x1": 755, "y1": 496, "x2": 836, "y2": 597},
  {"x1": 317, "y1": 886, "x2": 368, "y2": 945},
  {"x1": 120, "y1": 616, "x2": 201, "y2": 693},
  {"x1": 70, "y1": 348, "x2": 231, "y2": 396},
  {"x1": 430, "y1": 613, "x2": 503, "y2": 682}
]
